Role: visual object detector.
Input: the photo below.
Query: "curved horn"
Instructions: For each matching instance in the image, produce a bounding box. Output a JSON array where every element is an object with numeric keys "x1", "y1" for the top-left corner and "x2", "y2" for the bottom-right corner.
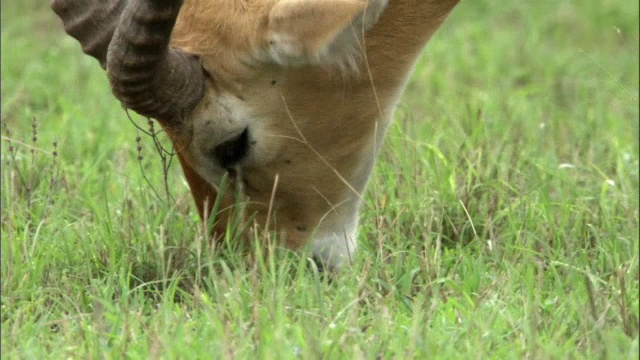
[
  {"x1": 51, "y1": 0, "x2": 127, "y2": 69},
  {"x1": 106, "y1": 0, "x2": 205, "y2": 121}
]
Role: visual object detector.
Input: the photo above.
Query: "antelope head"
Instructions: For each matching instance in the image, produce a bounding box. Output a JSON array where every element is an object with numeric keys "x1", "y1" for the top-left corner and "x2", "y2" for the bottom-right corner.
[{"x1": 51, "y1": 0, "x2": 459, "y2": 271}]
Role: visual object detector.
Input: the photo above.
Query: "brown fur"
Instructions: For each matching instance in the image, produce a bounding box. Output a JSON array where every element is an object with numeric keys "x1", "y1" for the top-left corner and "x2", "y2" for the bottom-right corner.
[{"x1": 156, "y1": 0, "x2": 459, "y2": 266}]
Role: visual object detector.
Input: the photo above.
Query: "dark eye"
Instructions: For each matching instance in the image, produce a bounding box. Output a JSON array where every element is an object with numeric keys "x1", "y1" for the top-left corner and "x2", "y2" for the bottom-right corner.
[{"x1": 213, "y1": 127, "x2": 249, "y2": 169}]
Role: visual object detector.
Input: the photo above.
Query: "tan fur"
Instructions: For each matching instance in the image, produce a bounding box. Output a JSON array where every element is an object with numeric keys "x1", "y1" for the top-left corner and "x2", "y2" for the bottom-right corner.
[{"x1": 161, "y1": 0, "x2": 459, "y2": 270}]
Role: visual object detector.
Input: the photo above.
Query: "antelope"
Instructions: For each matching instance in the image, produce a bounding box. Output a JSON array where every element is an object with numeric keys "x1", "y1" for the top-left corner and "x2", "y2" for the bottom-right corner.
[{"x1": 51, "y1": 0, "x2": 460, "y2": 271}]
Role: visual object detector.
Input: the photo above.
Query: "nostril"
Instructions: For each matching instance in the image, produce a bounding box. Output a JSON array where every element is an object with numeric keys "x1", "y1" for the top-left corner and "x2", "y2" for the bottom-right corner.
[
  {"x1": 309, "y1": 255, "x2": 326, "y2": 273},
  {"x1": 213, "y1": 127, "x2": 249, "y2": 169}
]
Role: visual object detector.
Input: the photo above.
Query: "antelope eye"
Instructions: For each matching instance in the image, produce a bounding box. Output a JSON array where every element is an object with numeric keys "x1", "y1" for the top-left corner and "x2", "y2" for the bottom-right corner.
[{"x1": 213, "y1": 127, "x2": 249, "y2": 169}]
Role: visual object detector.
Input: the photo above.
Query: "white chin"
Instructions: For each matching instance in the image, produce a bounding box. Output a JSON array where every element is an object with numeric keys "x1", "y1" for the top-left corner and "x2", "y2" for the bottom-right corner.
[{"x1": 309, "y1": 225, "x2": 358, "y2": 272}]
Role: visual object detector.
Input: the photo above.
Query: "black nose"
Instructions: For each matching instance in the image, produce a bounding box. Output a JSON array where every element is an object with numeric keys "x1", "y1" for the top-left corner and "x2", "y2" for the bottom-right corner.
[
  {"x1": 309, "y1": 255, "x2": 329, "y2": 274},
  {"x1": 307, "y1": 256, "x2": 336, "y2": 283},
  {"x1": 213, "y1": 127, "x2": 249, "y2": 169}
]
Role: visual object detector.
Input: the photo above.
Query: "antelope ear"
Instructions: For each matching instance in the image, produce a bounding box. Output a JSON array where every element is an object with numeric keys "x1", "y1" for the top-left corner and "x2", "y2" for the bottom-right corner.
[{"x1": 266, "y1": 0, "x2": 387, "y2": 67}]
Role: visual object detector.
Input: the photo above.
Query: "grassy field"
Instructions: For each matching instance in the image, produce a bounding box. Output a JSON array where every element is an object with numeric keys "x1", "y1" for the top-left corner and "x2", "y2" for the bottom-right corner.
[{"x1": 2, "y1": 0, "x2": 638, "y2": 358}]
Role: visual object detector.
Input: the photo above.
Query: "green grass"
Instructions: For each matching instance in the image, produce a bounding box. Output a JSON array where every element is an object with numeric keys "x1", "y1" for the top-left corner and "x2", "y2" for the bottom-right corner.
[{"x1": 2, "y1": 0, "x2": 638, "y2": 358}]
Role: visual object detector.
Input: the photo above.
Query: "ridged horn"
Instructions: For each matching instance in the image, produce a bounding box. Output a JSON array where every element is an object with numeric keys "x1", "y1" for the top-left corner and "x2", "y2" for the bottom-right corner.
[
  {"x1": 106, "y1": 0, "x2": 205, "y2": 121},
  {"x1": 51, "y1": 0, "x2": 127, "y2": 69}
]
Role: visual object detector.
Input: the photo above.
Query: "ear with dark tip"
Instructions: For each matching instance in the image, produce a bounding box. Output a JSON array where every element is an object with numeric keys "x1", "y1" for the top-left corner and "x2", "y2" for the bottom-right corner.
[{"x1": 51, "y1": 0, "x2": 128, "y2": 69}]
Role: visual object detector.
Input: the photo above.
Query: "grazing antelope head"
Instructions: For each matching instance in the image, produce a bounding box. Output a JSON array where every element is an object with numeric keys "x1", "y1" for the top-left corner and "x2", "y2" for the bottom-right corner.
[{"x1": 51, "y1": 0, "x2": 459, "y2": 271}]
